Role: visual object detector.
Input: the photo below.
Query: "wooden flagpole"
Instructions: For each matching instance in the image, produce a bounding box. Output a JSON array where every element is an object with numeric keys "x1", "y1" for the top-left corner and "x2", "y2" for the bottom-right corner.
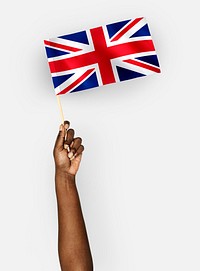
[{"x1": 56, "y1": 95, "x2": 65, "y2": 124}]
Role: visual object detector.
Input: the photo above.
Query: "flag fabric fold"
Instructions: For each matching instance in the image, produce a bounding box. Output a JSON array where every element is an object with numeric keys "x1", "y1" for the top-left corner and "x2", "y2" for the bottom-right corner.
[{"x1": 44, "y1": 17, "x2": 160, "y2": 95}]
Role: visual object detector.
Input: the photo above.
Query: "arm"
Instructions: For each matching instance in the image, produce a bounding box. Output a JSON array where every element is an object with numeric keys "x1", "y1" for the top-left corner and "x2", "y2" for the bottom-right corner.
[{"x1": 53, "y1": 121, "x2": 93, "y2": 271}]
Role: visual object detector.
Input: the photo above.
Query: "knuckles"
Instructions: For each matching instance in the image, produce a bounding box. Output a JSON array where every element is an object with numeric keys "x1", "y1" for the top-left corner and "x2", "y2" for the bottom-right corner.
[
  {"x1": 78, "y1": 145, "x2": 84, "y2": 152},
  {"x1": 74, "y1": 137, "x2": 82, "y2": 143},
  {"x1": 67, "y1": 128, "x2": 74, "y2": 135}
]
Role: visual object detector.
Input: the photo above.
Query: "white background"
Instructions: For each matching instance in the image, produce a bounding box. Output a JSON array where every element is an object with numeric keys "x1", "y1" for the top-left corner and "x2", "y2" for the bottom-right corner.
[{"x1": 0, "y1": 1, "x2": 200, "y2": 270}]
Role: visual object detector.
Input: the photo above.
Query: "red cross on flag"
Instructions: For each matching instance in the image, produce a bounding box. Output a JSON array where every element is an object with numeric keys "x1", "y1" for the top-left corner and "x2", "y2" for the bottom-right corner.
[{"x1": 44, "y1": 17, "x2": 161, "y2": 95}]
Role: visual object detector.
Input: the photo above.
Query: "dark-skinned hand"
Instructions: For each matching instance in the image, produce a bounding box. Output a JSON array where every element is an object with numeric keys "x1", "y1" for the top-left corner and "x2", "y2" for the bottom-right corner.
[{"x1": 53, "y1": 120, "x2": 84, "y2": 176}]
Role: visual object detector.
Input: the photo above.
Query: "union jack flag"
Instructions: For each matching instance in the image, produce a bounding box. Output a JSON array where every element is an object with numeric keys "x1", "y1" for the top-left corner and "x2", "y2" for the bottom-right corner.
[{"x1": 44, "y1": 17, "x2": 160, "y2": 95}]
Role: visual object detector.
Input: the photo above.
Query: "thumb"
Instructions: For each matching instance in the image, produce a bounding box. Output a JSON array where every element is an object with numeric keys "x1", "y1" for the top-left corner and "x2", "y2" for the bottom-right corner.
[{"x1": 54, "y1": 124, "x2": 65, "y2": 150}]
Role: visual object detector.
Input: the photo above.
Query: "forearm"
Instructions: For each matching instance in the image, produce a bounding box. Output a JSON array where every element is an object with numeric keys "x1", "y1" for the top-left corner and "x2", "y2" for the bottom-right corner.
[{"x1": 55, "y1": 170, "x2": 93, "y2": 271}]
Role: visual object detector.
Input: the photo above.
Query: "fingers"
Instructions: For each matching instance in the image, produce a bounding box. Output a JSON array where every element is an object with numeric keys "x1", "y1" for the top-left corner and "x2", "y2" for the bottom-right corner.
[
  {"x1": 64, "y1": 120, "x2": 70, "y2": 130},
  {"x1": 63, "y1": 120, "x2": 71, "y2": 151},
  {"x1": 64, "y1": 129, "x2": 75, "y2": 150},
  {"x1": 71, "y1": 137, "x2": 82, "y2": 152},
  {"x1": 54, "y1": 120, "x2": 70, "y2": 151},
  {"x1": 68, "y1": 137, "x2": 82, "y2": 159},
  {"x1": 54, "y1": 124, "x2": 65, "y2": 151},
  {"x1": 70, "y1": 144, "x2": 84, "y2": 160},
  {"x1": 76, "y1": 145, "x2": 84, "y2": 156},
  {"x1": 57, "y1": 120, "x2": 84, "y2": 160}
]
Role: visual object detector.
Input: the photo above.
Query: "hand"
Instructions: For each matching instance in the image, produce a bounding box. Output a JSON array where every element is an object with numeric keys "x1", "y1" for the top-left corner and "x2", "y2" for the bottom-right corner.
[{"x1": 53, "y1": 120, "x2": 84, "y2": 177}]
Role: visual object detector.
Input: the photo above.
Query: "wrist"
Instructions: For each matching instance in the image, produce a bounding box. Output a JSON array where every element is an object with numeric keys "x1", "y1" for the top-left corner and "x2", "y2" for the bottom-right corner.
[
  {"x1": 55, "y1": 168, "x2": 76, "y2": 183},
  {"x1": 55, "y1": 170, "x2": 77, "y2": 200}
]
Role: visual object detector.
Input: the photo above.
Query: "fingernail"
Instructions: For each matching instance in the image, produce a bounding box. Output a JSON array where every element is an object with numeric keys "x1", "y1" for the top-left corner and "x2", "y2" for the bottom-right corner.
[
  {"x1": 64, "y1": 144, "x2": 69, "y2": 150},
  {"x1": 68, "y1": 152, "x2": 73, "y2": 159},
  {"x1": 70, "y1": 153, "x2": 77, "y2": 160}
]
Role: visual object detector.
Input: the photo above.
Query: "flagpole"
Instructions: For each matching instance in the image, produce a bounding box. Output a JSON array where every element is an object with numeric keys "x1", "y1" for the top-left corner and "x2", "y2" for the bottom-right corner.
[{"x1": 56, "y1": 95, "x2": 65, "y2": 124}]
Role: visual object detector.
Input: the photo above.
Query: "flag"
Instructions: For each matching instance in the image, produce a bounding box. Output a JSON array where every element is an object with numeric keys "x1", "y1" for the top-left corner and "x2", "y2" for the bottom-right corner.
[{"x1": 44, "y1": 17, "x2": 161, "y2": 95}]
